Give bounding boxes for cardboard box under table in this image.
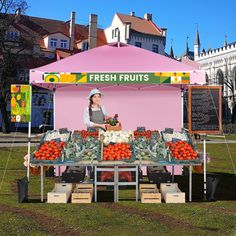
[139,184,161,203]
[47,183,73,203]
[160,183,185,203]
[71,184,93,203]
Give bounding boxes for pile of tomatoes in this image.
[103,143,132,161]
[134,130,152,139]
[34,141,66,161]
[80,130,99,139]
[166,141,198,160]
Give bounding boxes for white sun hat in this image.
[87,89,103,99]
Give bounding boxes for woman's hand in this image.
[100,124,107,130]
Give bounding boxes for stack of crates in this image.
[71,184,93,203]
[139,184,161,203]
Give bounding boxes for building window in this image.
[135,42,142,48]
[152,44,159,53]
[60,39,67,48]
[7,31,18,41]
[112,30,114,39]
[82,42,88,51]
[50,38,57,48]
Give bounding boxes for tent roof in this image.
[30,43,205,87]
[31,43,201,73]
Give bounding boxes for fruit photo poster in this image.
[11,84,31,123]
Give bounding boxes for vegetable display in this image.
[103,143,132,161]
[77,130,99,139]
[33,141,66,161]
[134,130,152,139]
[162,131,188,142]
[132,136,169,161]
[100,130,133,145]
[43,130,71,142]
[166,141,199,161]
[63,136,101,161]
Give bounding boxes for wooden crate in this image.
[139,184,157,194]
[139,184,161,203]
[106,124,122,131]
[47,183,73,203]
[160,183,185,203]
[71,184,93,204]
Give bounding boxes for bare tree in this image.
[0,0,30,133]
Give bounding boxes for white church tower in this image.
[194,29,200,60]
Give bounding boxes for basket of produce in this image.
[166,141,202,163]
[105,114,122,131]
[31,141,66,164]
[41,129,71,144]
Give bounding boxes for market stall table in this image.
[32,159,201,203]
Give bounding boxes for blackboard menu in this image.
[188,86,222,134]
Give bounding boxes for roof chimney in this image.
[89,14,97,49]
[144,13,152,21]
[130,11,135,16]
[125,22,131,41]
[69,11,76,51]
[15,8,21,23]
[161,28,167,37]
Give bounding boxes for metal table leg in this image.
[58,166,61,177]
[94,166,97,202]
[189,165,192,202]
[136,166,139,202]
[114,166,118,202]
[171,166,175,182]
[41,165,44,202]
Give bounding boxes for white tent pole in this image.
[53,86,56,129]
[203,135,207,200]
[181,86,184,129]
[27,85,32,181]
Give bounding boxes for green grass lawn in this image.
[0,146,235,236]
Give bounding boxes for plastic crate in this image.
[47,183,73,203]
[160,183,185,203]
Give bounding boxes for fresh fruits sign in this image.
[44,72,190,84]
[11,85,31,122]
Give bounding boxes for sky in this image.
[27,0,236,56]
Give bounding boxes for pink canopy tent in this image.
[29,43,206,175]
[30,43,205,131]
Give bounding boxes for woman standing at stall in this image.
[83,89,107,131]
[83,89,131,183]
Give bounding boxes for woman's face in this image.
[91,94,101,105]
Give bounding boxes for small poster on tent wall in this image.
[11,84,31,123]
[188,86,222,134]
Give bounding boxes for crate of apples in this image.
[166,141,198,161]
[34,141,66,161]
[103,143,132,161]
